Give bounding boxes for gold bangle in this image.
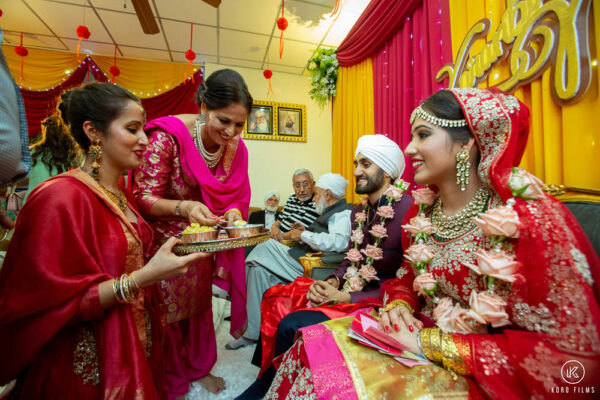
[130,271,141,292]
[122,274,133,303]
[442,333,469,375]
[382,299,414,314]
[174,200,183,218]
[113,278,125,303]
[420,329,433,361]
[429,328,443,363]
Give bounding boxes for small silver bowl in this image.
[223,224,264,238]
[181,229,219,243]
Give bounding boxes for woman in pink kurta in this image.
[131,69,253,398]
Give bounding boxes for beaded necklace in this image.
[194,118,224,168]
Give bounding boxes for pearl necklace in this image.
[431,187,490,239]
[194,118,224,168]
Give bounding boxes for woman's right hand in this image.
[182,200,218,226]
[378,305,423,333]
[137,237,208,286]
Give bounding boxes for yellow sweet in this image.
[233,220,248,227]
[182,223,216,234]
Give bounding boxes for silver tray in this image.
[174,229,270,253]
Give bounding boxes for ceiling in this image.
[0,0,370,75]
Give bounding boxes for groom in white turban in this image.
[227,173,353,350]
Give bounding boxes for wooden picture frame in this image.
[242,101,306,142]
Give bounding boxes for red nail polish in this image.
[394,324,400,332]
[409,325,414,332]
[385,326,391,333]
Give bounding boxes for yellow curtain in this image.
[3,45,199,98]
[331,59,375,204]
[448,0,600,201]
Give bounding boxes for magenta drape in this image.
[336,0,422,67]
[19,57,202,138]
[372,0,452,184]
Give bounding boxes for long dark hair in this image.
[29,115,81,174]
[421,90,472,144]
[195,69,253,113]
[58,82,141,151]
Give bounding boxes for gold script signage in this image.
[437,0,592,105]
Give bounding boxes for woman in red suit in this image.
[0,83,203,399]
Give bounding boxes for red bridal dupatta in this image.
[0,169,163,399]
[142,116,251,338]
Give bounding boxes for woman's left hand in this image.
[224,208,243,225]
[385,316,421,355]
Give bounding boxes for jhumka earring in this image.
[456,149,470,191]
[88,138,102,181]
[198,112,207,125]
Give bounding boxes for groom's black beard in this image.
[355,167,385,194]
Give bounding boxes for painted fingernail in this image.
[409,325,414,332]
[394,324,400,332]
[385,326,391,333]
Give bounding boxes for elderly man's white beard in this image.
[265,204,278,213]
[298,195,312,202]
[315,196,329,215]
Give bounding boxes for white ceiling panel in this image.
[162,19,217,55]
[269,40,316,68]
[219,0,280,35]
[0,1,53,36]
[1,0,370,74]
[26,0,112,43]
[96,9,164,49]
[156,0,217,25]
[219,57,263,70]
[219,30,270,62]
[120,46,172,62]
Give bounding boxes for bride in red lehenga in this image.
[267,88,600,399]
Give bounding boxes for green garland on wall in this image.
[307,48,338,109]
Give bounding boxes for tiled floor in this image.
[187,297,260,400]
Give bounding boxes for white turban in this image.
[354,134,405,179]
[315,173,349,198]
[264,190,280,203]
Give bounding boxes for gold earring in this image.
[456,149,470,191]
[88,138,102,181]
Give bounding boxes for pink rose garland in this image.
[340,179,409,293]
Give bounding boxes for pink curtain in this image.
[373,0,452,185]
[336,0,422,67]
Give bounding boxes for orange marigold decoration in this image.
[184,23,196,83]
[277,0,288,59]
[330,0,341,17]
[76,25,90,63]
[14,32,28,83]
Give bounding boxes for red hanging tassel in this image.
[184,23,196,82]
[76,25,90,63]
[264,69,273,95]
[277,0,288,59]
[110,44,120,83]
[14,32,28,83]
[330,0,341,17]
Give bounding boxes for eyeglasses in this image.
[294,182,311,189]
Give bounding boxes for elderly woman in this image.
[132,69,252,397]
[267,88,600,399]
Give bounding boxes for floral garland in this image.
[306,48,339,109]
[342,179,410,292]
[402,168,543,334]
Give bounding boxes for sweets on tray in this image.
[182,223,216,234]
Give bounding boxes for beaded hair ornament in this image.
[410,105,467,128]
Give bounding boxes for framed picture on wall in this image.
[278,107,302,136]
[247,104,274,135]
[242,101,307,142]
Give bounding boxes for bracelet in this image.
[130,271,141,291]
[420,328,433,361]
[113,279,126,303]
[442,333,469,375]
[174,200,183,217]
[429,328,443,363]
[382,299,414,314]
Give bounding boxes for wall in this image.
[205,63,333,208]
